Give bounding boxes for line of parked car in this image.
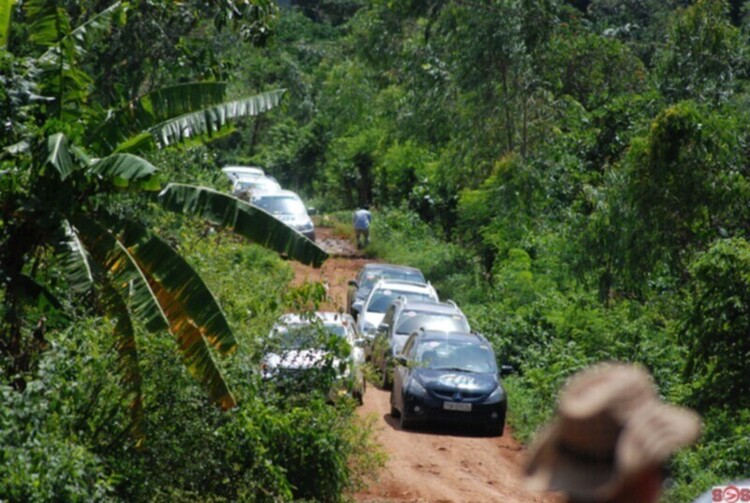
[256,262,512,436]
[222,165,316,241]
[347,263,513,436]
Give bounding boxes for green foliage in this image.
[538,23,648,111]
[681,238,750,410]
[624,101,750,283]
[656,0,747,103]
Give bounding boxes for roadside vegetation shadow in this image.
[383,413,490,438]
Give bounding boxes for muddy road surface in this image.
[291,228,560,503]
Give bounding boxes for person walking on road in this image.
[523,362,701,503]
[353,204,372,249]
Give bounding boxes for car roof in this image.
[222,166,265,179]
[416,330,486,344]
[361,263,423,275]
[372,278,433,293]
[396,300,462,315]
[252,189,302,201]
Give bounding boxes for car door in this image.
[392,334,417,410]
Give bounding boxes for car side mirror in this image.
[348,280,359,288]
[308,207,317,216]
[351,300,363,314]
[378,323,389,333]
[500,364,515,377]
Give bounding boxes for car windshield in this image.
[254,196,306,215]
[416,340,497,373]
[395,312,470,335]
[360,270,424,290]
[367,289,434,313]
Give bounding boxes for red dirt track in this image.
[291,228,560,503]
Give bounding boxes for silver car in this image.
[251,190,316,241]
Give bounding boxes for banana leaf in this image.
[45,133,75,180]
[0,0,15,48]
[26,0,71,48]
[158,183,328,267]
[89,153,161,190]
[115,218,237,409]
[92,82,229,153]
[71,215,169,333]
[59,219,95,294]
[37,1,124,64]
[151,89,286,148]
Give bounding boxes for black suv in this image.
[390,329,510,436]
[371,299,470,389]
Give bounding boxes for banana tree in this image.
[0,0,316,432]
[0,133,327,434]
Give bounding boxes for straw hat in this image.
[523,363,701,501]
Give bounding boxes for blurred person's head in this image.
[523,363,701,503]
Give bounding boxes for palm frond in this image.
[0,0,16,48]
[113,218,236,409]
[26,0,70,48]
[158,183,328,267]
[37,1,124,64]
[150,89,286,148]
[59,219,95,294]
[89,154,161,190]
[45,133,75,180]
[115,218,237,354]
[91,83,229,153]
[71,215,169,334]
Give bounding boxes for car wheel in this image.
[390,404,400,418]
[486,415,506,437]
[389,391,400,418]
[399,409,412,430]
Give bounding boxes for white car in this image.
[231,176,281,200]
[251,189,316,241]
[260,312,366,403]
[221,165,265,181]
[354,279,439,339]
[221,165,281,200]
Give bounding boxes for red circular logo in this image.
[724,485,741,503]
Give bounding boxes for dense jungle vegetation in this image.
[2,0,750,501]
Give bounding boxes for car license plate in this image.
[443,401,471,412]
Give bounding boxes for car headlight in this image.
[294,220,314,231]
[362,322,376,335]
[488,384,506,403]
[407,377,428,397]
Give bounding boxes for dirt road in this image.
[291,228,559,503]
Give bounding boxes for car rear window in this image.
[395,312,470,335]
[254,196,305,215]
[367,290,435,313]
